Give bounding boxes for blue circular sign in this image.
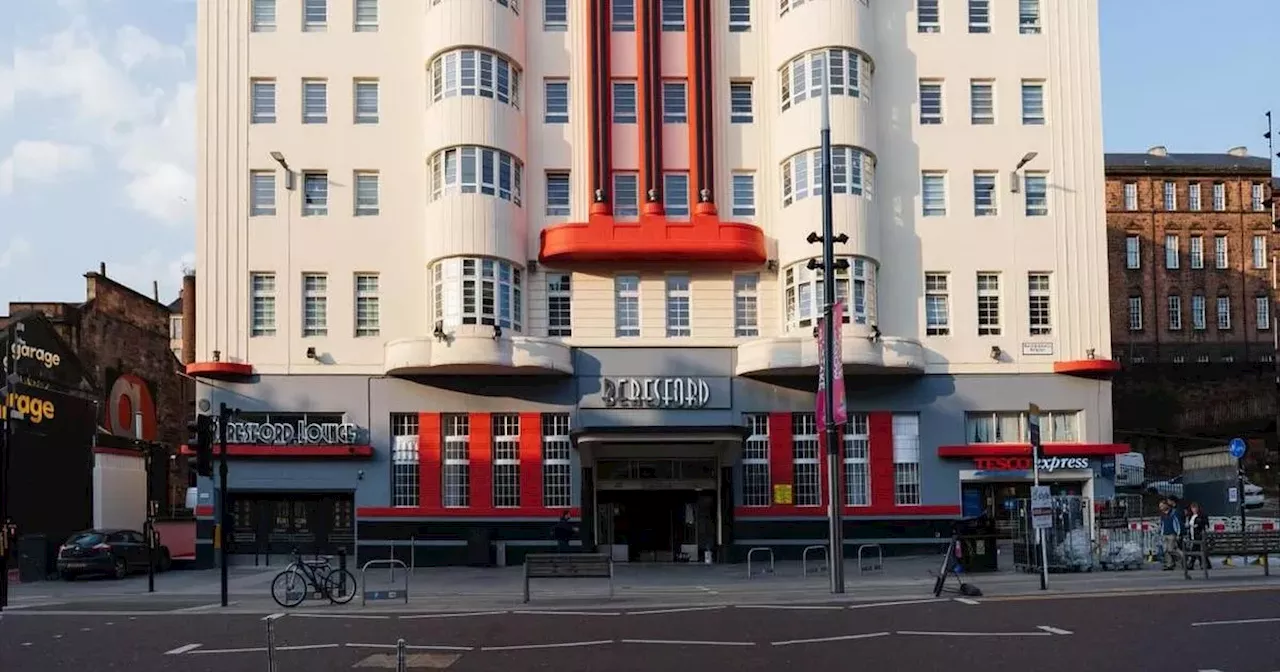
[1229,438,1246,459]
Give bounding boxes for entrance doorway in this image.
[597,489,716,562]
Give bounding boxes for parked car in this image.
[1145,476,1184,498]
[57,529,171,580]
[1243,480,1265,509]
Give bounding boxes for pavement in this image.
[2,587,1278,670]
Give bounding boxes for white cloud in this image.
[0,64,13,116]
[105,249,195,301]
[0,140,95,195]
[0,236,34,269]
[115,25,186,70]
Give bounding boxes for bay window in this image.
[432,257,524,332]
[783,256,877,331]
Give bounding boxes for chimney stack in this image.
[1227,146,1249,157]
[181,273,196,365]
[99,262,107,276]
[152,280,159,302]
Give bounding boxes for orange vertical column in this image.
[469,413,492,511]
[868,412,896,508]
[587,0,611,214]
[768,413,793,508]
[417,413,442,510]
[518,413,543,509]
[635,0,653,211]
[683,0,703,209]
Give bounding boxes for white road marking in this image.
[21,643,32,647]
[1191,617,1280,627]
[620,639,754,647]
[695,586,720,595]
[2,601,68,610]
[897,630,1053,637]
[173,603,223,613]
[164,643,203,655]
[848,599,945,610]
[190,643,340,655]
[1037,626,1073,635]
[289,613,390,620]
[626,606,724,615]
[398,610,509,620]
[772,632,892,646]
[104,622,113,626]
[52,635,62,639]
[261,613,286,622]
[954,598,981,605]
[511,610,621,617]
[345,643,473,652]
[481,640,614,652]
[738,604,844,611]
[79,627,91,632]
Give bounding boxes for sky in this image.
[0,0,1277,310]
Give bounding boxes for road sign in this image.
[1228,438,1246,460]
[1030,485,1053,530]
[1228,487,1239,503]
[1028,421,1041,449]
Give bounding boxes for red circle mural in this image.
[105,373,157,441]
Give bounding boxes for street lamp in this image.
[270,151,295,190]
[1011,152,1039,193]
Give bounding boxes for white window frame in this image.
[492,414,521,508]
[543,0,567,31]
[542,414,573,507]
[545,171,570,217]
[431,257,524,332]
[1214,234,1229,269]
[354,0,378,31]
[1252,183,1266,211]
[612,80,637,123]
[969,79,994,125]
[1024,171,1049,216]
[1027,272,1051,336]
[844,415,870,507]
[430,48,522,108]
[1217,296,1232,330]
[1213,182,1226,211]
[251,79,276,123]
[547,273,572,337]
[924,272,950,336]
[303,171,328,216]
[1190,235,1204,269]
[733,273,759,337]
[1123,182,1137,211]
[968,0,990,33]
[663,171,690,217]
[1257,296,1271,331]
[302,272,329,337]
[1164,234,1179,269]
[922,171,946,216]
[965,411,1079,443]
[730,81,753,123]
[1189,182,1201,211]
[782,146,868,207]
[612,0,635,31]
[973,171,997,216]
[660,0,684,31]
[784,257,876,330]
[731,172,755,218]
[1253,234,1267,269]
[742,414,771,507]
[1192,294,1206,331]
[1163,181,1177,211]
[728,0,751,32]
[613,172,639,216]
[303,0,327,31]
[919,80,943,124]
[780,48,863,111]
[917,0,940,32]
[302,78,328,123]
[428,146,524,206]
[354,78,379,123]
[662,80,687,124]
[1128,296,1143,332]
[544,79,569,123]
[1019,0,1041,34]
[977,272,1001,336]
[442,414,471,508]
[792,413,821,507]
[1168,295,1182,331]
[1125,235,1140,269]
[614,274,641,337]
[664,274,692,337]
[252,0,277,31]
[1020,80,1044,125]
[250,171,276,216]
[390,414,420,508]
[250,273,277,337]
[892,414,921,506]
[354,273,380,337]
[353,171,379,216]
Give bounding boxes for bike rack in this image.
[293,556,335,602]
[858,544,884,574]
[746,547,775,578]
[802,545,828,577]
[360,559,409,606]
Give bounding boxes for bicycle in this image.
[270,549,358,608]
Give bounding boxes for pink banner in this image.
[816,301,848,427]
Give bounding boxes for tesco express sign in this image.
[974,456,1091,472]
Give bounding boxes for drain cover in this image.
[353,653,461,669]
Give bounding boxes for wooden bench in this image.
[1184,531,1280,579]
[523,553,613,603]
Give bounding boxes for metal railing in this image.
[857,544,883,574]
[746,547,774,578]
[801,545,827,577]
[360,559,409,606]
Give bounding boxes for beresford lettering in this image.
[215,418,359,445]
[600,377,712,409]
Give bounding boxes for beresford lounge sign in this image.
[600,377,712,409]
[215,418,360,445]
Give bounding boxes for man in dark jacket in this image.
[552,511,576,553]
[1158,501,1182,570]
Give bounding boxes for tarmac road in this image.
[2,588,1277,671]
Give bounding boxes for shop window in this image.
[742,414,771,506]
[964,410,1080,443]
[542,414,573,507]
[844,415,870,507]
[783,256,877,332]
[492,414,520,508]
[792,413,821,507]
[442,414,470,507]
[893,414,921,506]
[431,257,523,332]
[390,413,419,508]
[429,48,521,108]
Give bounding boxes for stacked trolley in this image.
[1096,495,1146,570]
[1012,495,1096,573]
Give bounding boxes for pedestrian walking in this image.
[1158,500,1182,570]
[1184,502,1211,571]
[552,511,577,553]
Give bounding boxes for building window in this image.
[1212,182,1225,211]
[893,415,922,506]
[390,414,419,508]
[1021,80,1044,125]
[1127,296,1142,332]
[922,171,946,216]
[302,273,328,336]
[1168,295,1182,331]
[544,79,569,123]
[792,413,820,507]
[302,78,327,123]
[1188,182,1201,211]
[615,275,641,337]
[354,273,380,337]
[1192,294,1206,330]
[1257,296,1271,331]
[250,273,277,336]
[354,171,379,215]
[780,49,864,111]
[1019,0,1041,33]
[924,272,950,336]
[730,81,753,123]
[1163,181,1176,211]
[1214,234,1228,269]
[966,411,1078,443]
[662,80,687,123]
[784,257,877,331]
[844,415,870,507]
[302,172,328,215]
[491,414,520,508]
[782,146,870,206]
[1253,234,1267,269]
[354,79,379,123]
[734,273,759,337]
[252,0,276,31]
[428,146,524,205]
[353,0,377,30]
[612,80,637,123]
[170,315,183,341]
[251,79,276,123]
[917,0,940,32]
[1253,183,1266,211]
[1024,172,1048,216]
[728,0,751,30]
[731,172,755,218]
[1217,296,1231,330]
[303,0,327,30]
[969,80,993,124]
[545,172,571,216]
[1189,235,1203,269]
[976,272,1001,336]
[1125,235,1140,269]
[613,172,639,216]
[661,0,684,31]
[542,414,573,507]
[1164,234,1179,269]
[1027,272,1051,336]
[250,171,276,216]
[442,415,470,508]
[663,172,690,216]
[430,49,522,108]
[612,0,635,31]
[543,0,567,31]
[547,273,572,337]
[742,414,771,507]
[966,0,991,32]
[431,257,523,331]
[919,80,942,124]
[973,171,997,216]
[665,274,691,337]
[1123,182,1137,211]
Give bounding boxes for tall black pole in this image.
[145,443,156,594]
[218,402,230,607]
[819,68,845,594]
[0,320,15,611]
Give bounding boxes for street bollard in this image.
[266,616,278,672]
[389,541,396,583]
[396,638,407,672]
[337,548,348,599]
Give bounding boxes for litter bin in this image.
[953,516,1000,573]
[466,528,492,567]
[18,534,49,583]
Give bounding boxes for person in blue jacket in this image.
[1158,500,1182,570]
